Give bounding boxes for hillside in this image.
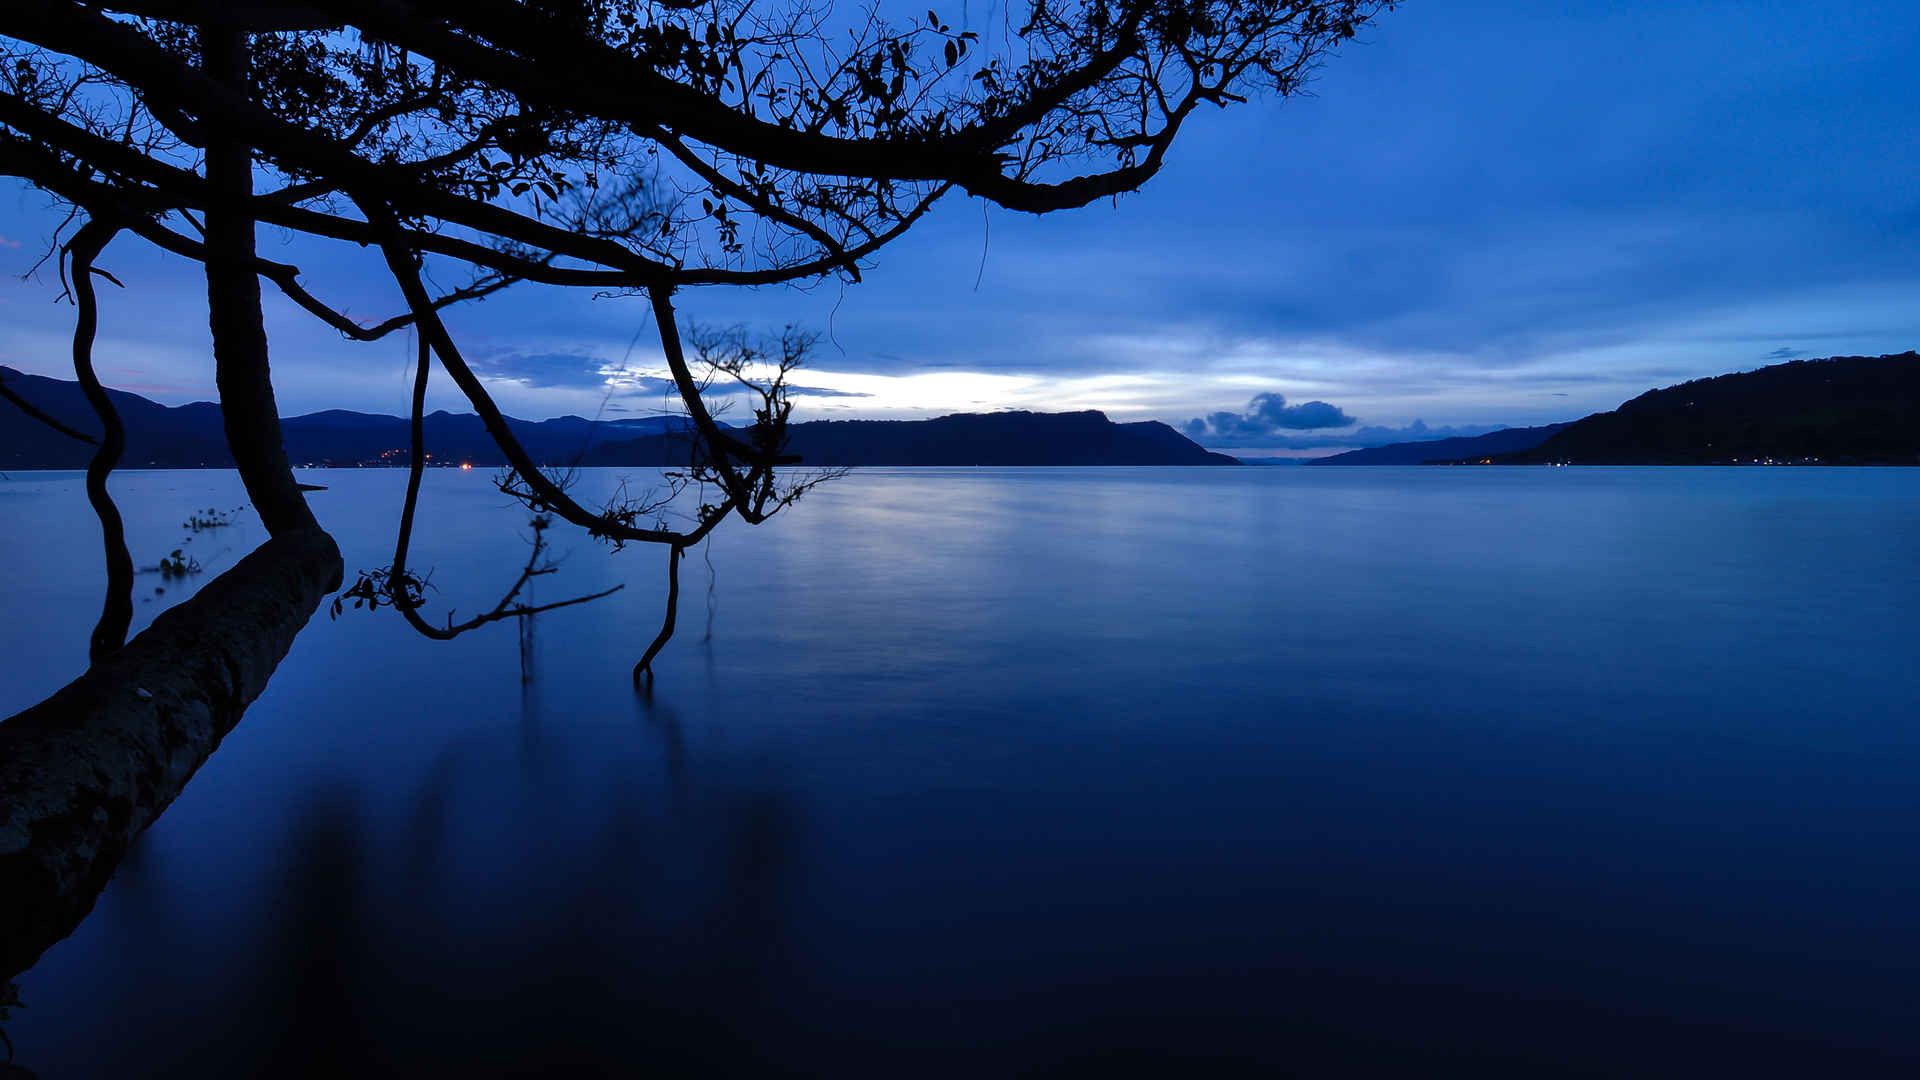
[1308,423,1570,465]
[2,368,1235,469]
[1488,352,1920,465]
[584,410,1238,467]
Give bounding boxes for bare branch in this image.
[64,218,133,662]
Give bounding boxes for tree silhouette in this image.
[0,0,1393,983]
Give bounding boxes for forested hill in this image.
[583,411,1241,467]
[1,367,1236,468]
[1486,351,1920,465]
[1308,423,1569,465]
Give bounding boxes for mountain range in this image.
[582,410,1238,467]
[10,351,1915,471]
[0,366,1236,469]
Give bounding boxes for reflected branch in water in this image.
[252,761,799,1074]
[406,748,463,889]
[517,608,535,684]
[255,784,376,1078]
[634,682,691,814]
[703,534,717,643]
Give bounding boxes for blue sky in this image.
[3,1,1917,456]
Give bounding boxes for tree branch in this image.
[65,218,133,663]
[359,331,624,641]
[361,195,734,548]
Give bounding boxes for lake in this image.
[4,465,1920,1076]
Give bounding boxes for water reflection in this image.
[47,704,804,1078]
[638,687,692,815]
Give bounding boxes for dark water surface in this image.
[4,466,1919,1076]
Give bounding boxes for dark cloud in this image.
[1343,421,1507,446]
[1762,347,1808,360]
[1183,392,1357,443]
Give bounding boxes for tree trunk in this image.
[201,22,316,536]
[0,20,346,989]
[0,528,342,981]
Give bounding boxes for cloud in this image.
[0,234,20,249]
[1343,421,1508,445]
[1195,419,1512,451]
[469,351,646,390]
[780,384,871,398]
[465,350,870,403]
[1762,347,1807,360]
[1183,392,1357,443]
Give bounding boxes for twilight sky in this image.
[2,1,1917,456]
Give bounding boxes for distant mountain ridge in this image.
[0,365,699,469]
[1484,351,1920,465]
[0,367,1235,468]
[582,410,1238,467]
[1307,423,1570,465]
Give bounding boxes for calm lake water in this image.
[4,466,1920,1076]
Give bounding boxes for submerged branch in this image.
[632,544,682,686]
